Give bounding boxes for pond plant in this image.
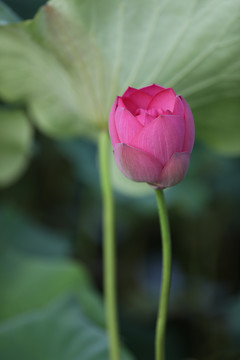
[0,0,240,359]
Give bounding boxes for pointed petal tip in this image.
[122,86,137,98]
[147,88,177,112]
[140,84,165,96]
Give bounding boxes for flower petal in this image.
[122,86,137,97]
[180,96,195,153]
[136,113,154,126]
[147,88,176,112]
[128,90,152,110]
[155,152,190,188]
[109,97,120,145]
[173,96,184,116]
[120,97,137,114]
[113,143,163,183]
[141,84,165,96]
[130,114,185,166]
[115,106,143,143]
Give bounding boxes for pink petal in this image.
[120,97,137,114]
[109,97,120,146]
[180,96,195,153]
[147,88,176,112]
[155,152,190,189]
[136,113,154,126]
[141,84,165,96]
[130,114,185,166]
[114,143,163,183]
[173,96,184,116]
[128,90,152,110]
[115,107,143,143]
[122,86,137,97]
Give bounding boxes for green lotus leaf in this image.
[0,246,134,359]
[0,108,32,186]
[0,295,133,360]
[0,0,239,151]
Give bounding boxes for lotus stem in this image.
[98,130,120,360]
[155,189,172,360]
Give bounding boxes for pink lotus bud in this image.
[109,84,195,189]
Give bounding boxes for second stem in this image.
[155,189,172,360]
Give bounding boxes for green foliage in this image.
[0,0,239,151]
[195,98,240,155]
[0,295,132,360]
[0,296,108,360]
[0,206,134,360]
[0,3,33,187]
[0,206,71,257]
[0,108,32,186]
[0,254,103,324]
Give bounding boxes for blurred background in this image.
[0,1,240,360]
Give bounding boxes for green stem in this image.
[98,130,120,360]
[155,189,172,360]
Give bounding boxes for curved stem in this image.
[98,130,120,360]
[155,189,172,360]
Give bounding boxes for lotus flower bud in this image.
[109,84,195,189]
